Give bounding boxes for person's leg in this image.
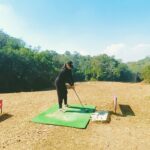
[55,81,64,110]
[58,96,63,109]
[62,87,68,107]
[64,94,67,106]
[56,89,63,109]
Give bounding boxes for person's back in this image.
[55,67,73,86]
[55,61,74,111]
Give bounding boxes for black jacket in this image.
[55,67,74,88]
[55,67,74,98]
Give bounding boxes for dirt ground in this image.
[0,81,150,150]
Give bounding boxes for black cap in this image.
[67,61,73,68]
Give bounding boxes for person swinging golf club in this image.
[55,61,74,111]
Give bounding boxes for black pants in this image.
[55,81,67,109]
[57,91,67,109]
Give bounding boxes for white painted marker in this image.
[113,96,117,113]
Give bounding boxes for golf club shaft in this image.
[73,89,85,108]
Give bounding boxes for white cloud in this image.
[102,43,150,62]
[103,43,125,56]
[0,3,27,38]
[0,3,45,48]
[0,3,68,51]
[133,43,150,49]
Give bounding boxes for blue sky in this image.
[0,0,150,62]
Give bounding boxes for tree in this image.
[142,65,150,83]
[1,30,147,92]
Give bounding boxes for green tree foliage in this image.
[1,30,148,92]
[142,65,150,83]
[86,54,132,81]
[127,57,150,82]
[0,31,59,92]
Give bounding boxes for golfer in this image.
[55,61,74,111]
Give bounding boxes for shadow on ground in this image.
[109,104,135,118]
[110,111,124,117]
[119,104,135,116]
[0,113,13,122]
[65,106,95,114]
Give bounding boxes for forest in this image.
[0,31,150,92]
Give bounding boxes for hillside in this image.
[127,57,150,73]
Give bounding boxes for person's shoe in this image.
[58,108,64,112]
[64,104,69,109]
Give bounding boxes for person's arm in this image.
[67,70,74,86]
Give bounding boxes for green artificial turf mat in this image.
[32,104,95,129]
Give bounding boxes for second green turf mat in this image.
[32,104,95,129]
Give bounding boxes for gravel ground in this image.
[0,82,150,150]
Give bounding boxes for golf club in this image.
[73,88,90,112]
[73,89,85,107]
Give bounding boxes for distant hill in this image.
[127,57,150,73]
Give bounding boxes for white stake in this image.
[113,96,117,113]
